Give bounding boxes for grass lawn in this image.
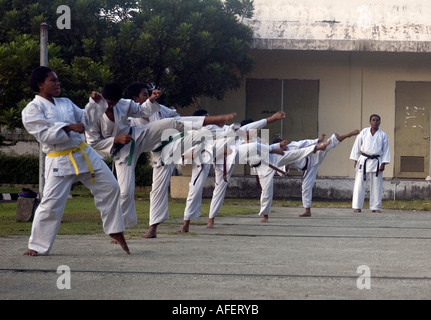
[1,185,431,237]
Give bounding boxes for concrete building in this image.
[172,0,431,201]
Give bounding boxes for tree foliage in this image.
[102,0,255,106]
[0,0,255,138]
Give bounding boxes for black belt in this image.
[250,161,261,168]
[301,157,309,177]
[361,152,380,181]
[251,161,287,176]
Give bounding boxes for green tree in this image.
[103,0,255,107]
[0,0,114,144]
[0,0,254,136]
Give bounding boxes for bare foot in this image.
[204,113,236,127]
[206,218,215,229]
[178,220,190,233]
[314,140,331,152]
[143,225,158,238]
[261,215,269,223]
[299,212,311,217]
[23,249,38,256]
[109,232,130,254]
[350,129,360,137]
[372,210,382,213]
[337,129,360,142]
[318,133,327,143]
[299,208,311,217]
[353,209,361,213]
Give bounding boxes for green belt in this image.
[111,127,135,166]
[127,136,135,166]
[152,132,185,153]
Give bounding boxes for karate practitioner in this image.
[350,114,390,213]
[125,82,179,238]
[22,66,129,256]
[86,82,236,229]
[179,111,289,232]
[284,130,360,218]
[205,113,287,229]
[251,138,289,223]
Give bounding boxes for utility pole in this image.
[39,22,49,198]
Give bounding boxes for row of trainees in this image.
[21,66,390,256]
[22,66,238,256]
[127,90,390,237]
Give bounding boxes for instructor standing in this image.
[350,114,390,213]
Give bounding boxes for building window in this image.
[245,78,319,142]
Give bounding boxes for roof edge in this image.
[252,38,431,53]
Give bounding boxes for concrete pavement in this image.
[1,206,431,304]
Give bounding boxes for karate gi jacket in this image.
[22,95,107,178]
[85,98,160,164]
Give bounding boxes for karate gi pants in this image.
[28,162,124,255]
[301,134,340,208]
[352,169,383,211]
[149,161,176,226]
[116,117,204,227]
[209,163,236,219]
[257,170,276,216]
[211,142,318,219]
[184,163,212,221]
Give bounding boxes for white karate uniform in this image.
[250,142,286,217]
[22,95,124,254]
[208,119,273,219]
[183,118,307,221]
[350,127,390,211]
[182,123,228,221]
[130,105,181,227]
[86,98,205,227]
[239,143,315,215]
[287,134,340,208]
[182,119,268,221]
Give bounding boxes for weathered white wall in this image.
[178,1,431,199]
[245,0,431,51]
[0,141,39,155]
[202,50,431,179]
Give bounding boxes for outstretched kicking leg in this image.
[299,129,359,218]
[336,129,360,143]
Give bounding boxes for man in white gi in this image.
[251,138,289,223]
[350,114,390,213]
[179,111,314,232]
[241,138,333,214]
[125,82,180,238]
[22,66,129,256]
[205,113,289,229]
[86,82,236,229]
[284,129,360,218]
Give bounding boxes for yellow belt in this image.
[46,141,95,183]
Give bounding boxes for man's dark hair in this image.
[193,109,209,117]
[29,66,53,92]
[272,138,282,144]
[125,82,149,100]
[102,82,123,102]
[369,114,381,121]
[240,119,253,127]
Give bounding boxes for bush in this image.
[0,151,153,186]
[0,152,39,184]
